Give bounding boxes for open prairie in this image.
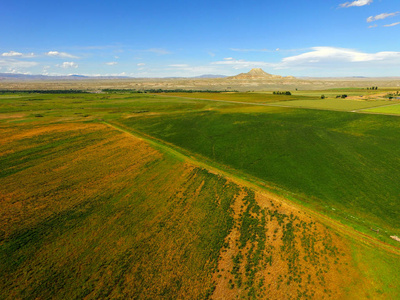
[1,90,400,299]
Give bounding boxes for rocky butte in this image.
[229,68,295,80]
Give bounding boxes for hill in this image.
[229,68,295,80]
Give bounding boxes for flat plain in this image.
[1,89,399,299]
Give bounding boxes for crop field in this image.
[1,91,400,299]
[268,99,393,111]
[122,103,400,236]
[165,92,319,103]
[362,103,400,115]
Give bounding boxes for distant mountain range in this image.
[0,73,228,80]
[0,73,131,80]
[4,70,397,81]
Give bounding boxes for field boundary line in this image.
[154,93,400,115]
[351,102,400,112]
[101,119,400,255]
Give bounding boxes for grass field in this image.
[268,99,393,111]
[362,103,400,115]
[1,91,400,299]
[165,92,319,103]
[121,106,400,238]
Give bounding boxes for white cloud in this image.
[368,24,378,28]
[164,65,222,76]
[46,51,78,58]
[340,0,373,8]
[57,62,78,68]
[1,51,35,58]
[0,59,38,68]
[137,63,146,66]
[384,22,400,27]
[280,47,400,65]
[224,57,233,60]
[2,51,23,57]
[209,46,400,76]
[212,59,273,69]
[367,12,399,23]
[169,64,189,68]
[105,62,118,65]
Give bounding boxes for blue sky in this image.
[1,0,400,77]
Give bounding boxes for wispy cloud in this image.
[56,62,78,68]
[212,47,400,74]
[0,59,38,74]
[46,51,78,59]
[340,0,373,8]
[231,48,306,53]
[2,51,23,57]
[367,12,399,23]
[1,51,35,58]
[105,62,118,66]
[164,64,222,76]
[368,24,378,28]
[169,64,189,68]
[278,47,400,69]
[383,22,400,27]
[0,59,38,68]
[212,58,273,70]
[137,63,146,66]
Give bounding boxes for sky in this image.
[1,0,400,77]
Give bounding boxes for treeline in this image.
[272,91,292,95]
[102,88,238,93]
[0,89,89,94]
[367,87,378,90]
[386,91,399,99]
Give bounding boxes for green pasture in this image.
[288,87,399,97]
[165,91,319,103]
[120,104,400,240]
[268,98,393,111]
[363,103,400,115]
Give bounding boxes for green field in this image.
[165,92,319,103]
[269,99,393,111]
[363,103,400,115]
[1,91,400,299]
[120,104,400,236]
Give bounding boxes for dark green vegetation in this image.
[121,103,400,240]
[1,90,400,299]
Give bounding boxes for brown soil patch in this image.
[0,113,26,120]
[212,188,357,300]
